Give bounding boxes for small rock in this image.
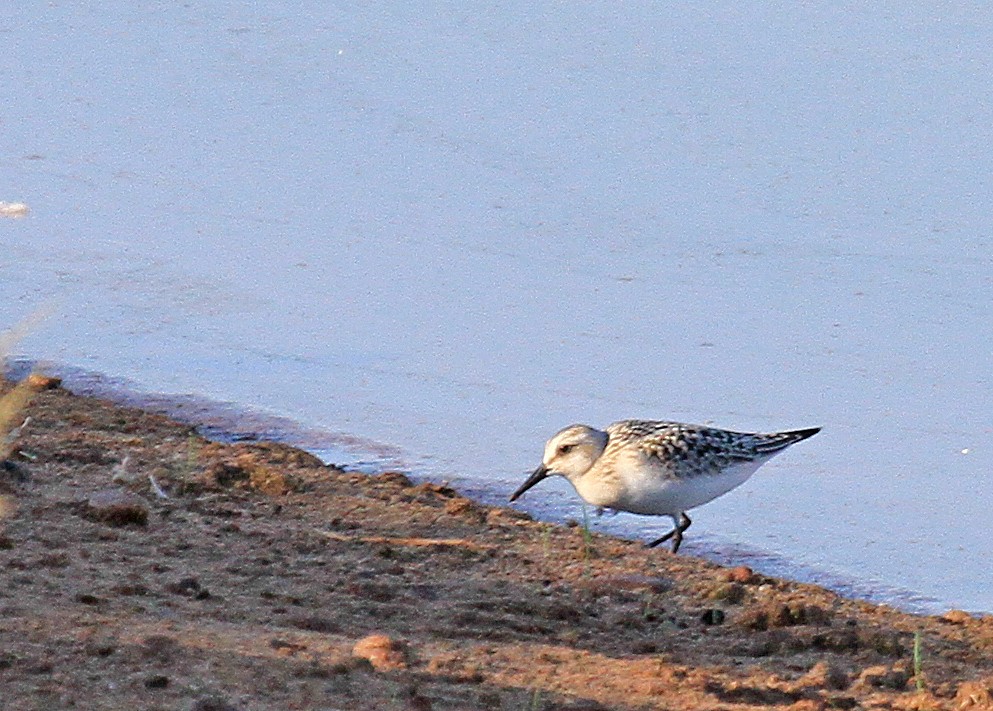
[376,471,414,488]
[25,373,61,390]
[943,609,974,624]
[956,678,993,709]
[725,566,757,584]
[85,488,149,527]
[352,634,409,671]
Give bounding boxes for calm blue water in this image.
[3,3,993,613]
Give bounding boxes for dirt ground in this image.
[2,380,993,710]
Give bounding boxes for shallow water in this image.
[3,3,993,612]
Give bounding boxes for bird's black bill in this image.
[509,464,550,502]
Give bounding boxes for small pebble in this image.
[376,471,413,488]
[26,373,61,390]
[352,634,409,671]
[725,566,756,584]
[943,609,973,624]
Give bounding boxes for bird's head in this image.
[509,424,608,501]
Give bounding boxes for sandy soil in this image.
[2,380,993,710]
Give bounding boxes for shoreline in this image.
[2,379,993,709]
[5,359,953,616]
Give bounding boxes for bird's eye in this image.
[557,444,575,455]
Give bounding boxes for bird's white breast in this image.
[610,456,768,516]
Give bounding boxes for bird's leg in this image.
[671,512,691,553]
[647,512,692,553]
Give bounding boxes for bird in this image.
[510,419,820,553]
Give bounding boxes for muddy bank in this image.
[2,380,993,710]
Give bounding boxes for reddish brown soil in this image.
[2,382,993,710]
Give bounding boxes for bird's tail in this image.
[753,426,821,454]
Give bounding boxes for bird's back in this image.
[604,420,819,481]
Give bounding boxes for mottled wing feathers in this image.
[605,420,818,480]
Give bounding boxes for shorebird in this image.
[510,420,820,552]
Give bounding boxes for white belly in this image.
[612,459,764,516]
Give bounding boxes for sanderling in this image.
[510,420,820,552]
